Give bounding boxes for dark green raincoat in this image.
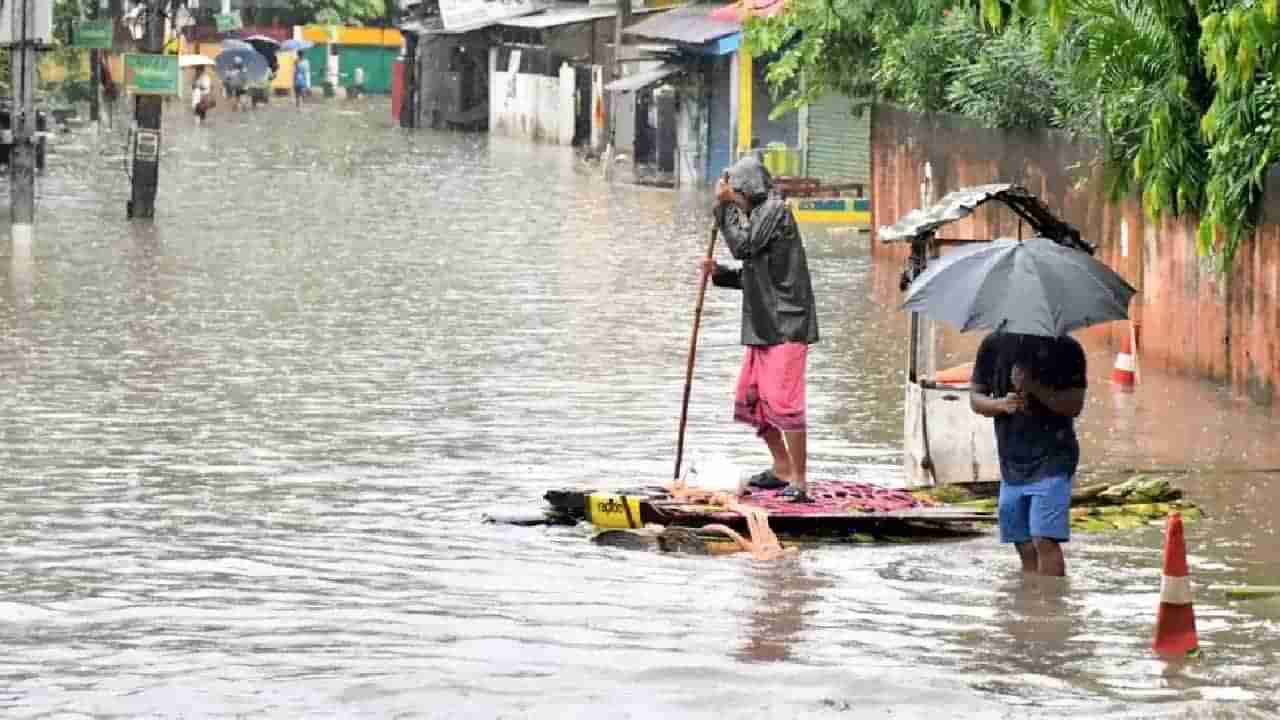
[711,157,820,347]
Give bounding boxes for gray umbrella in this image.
[902,237,1137,337]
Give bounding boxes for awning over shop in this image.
[603,64,682,92]
[625,4,741,45]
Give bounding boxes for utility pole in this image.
[106,0,125,126]
[88,0,101,123]
[127,0,165,219]
[10,0,39,245]
[611,0,631,89]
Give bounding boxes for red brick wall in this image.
[869,105,1279,405]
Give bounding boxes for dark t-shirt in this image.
[972,332,1087,484]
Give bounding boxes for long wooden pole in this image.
[674,225,719,481]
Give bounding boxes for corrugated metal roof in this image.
[397,17,491,35]
[499,5,619,28]
[498,3,668,29]
[878,183,1090,254]
[603,63,681,92]
[879,184,1022,243]
[625,4,741,45]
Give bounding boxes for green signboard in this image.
[124,54,180,96]
[73,19,113,49]
[215,12,243,32]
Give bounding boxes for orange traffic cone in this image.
[1111,323,1138,389]
[1153,512,1199,658]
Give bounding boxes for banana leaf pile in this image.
[914,474,1202,534]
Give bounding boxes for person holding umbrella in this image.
[225,55,248,111]
[970,332,1086,577]
[293,52,311,107]
[700,156,820,503]
[280,38,314,108]
[900,234,1136,577]
[191,65,214,124]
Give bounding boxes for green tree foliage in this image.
[290,0,387,26]
[743,0,955,114]
[744,2,1077,127]
[993,0,1280,270]
[1196,2,1280,268]
[940,12,1071,129]
[751,0,1280,270]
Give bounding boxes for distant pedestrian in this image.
[351,66,365,99]
[191,66,214,124]
[100,54,119,121]
[293,53,310,108]
[225,56,247,111]
[969,332,1087,577]
[700,156,820,502]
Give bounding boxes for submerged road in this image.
[1,99,1279,717]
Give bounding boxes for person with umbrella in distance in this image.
[191,65,214,124]
[279,39,313,108]
[700,156,820,503]
[225,55,248,111]
[293,52,311,107]
[902,235,1136,577]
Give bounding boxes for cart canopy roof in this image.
[878,183,1091,253]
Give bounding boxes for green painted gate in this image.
[299,45,396,93]
[338,45,395,93]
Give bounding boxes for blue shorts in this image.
[998,474,1072,544]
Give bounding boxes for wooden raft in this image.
[545,479,993,541]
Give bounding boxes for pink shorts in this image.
[733,342,808,435]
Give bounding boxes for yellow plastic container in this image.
[763,143,800,177]
[586,493,644,529]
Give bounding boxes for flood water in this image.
[2,99,1279,718]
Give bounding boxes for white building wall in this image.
[489,47,576,145]
[558,63,576,145]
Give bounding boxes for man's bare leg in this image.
[783,431,807,493]
[1015,541,1039,574]
[1033,537,1066,577]
[760,427,793,481]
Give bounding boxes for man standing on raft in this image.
[700,157,820,502]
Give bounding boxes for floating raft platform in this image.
[544,479,994,541]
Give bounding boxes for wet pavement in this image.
[1,99,1279,718]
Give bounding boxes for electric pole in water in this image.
[88,0,101,123]
[127,0,166,219]
[10,0,39,244]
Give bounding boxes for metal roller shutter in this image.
[805,93,870,185]
[707,56,733,181]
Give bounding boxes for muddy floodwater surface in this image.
[1,101,1279,718]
